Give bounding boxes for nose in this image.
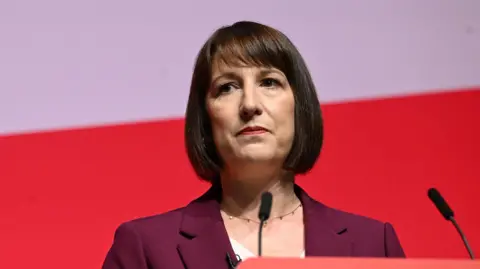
[239,85,262,121]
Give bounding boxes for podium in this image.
[237,257,480,269]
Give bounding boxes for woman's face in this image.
[206,61,295,168]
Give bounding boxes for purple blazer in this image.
[102,185,405,269]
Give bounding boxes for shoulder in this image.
[299,185,396,237]
[102,208,188,269]
[318,203,406,257]
[298,184,405,256]
[109,186,221,248]
[323,204,388,233]
[114,207,186,241]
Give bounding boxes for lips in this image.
[237,126,268,135]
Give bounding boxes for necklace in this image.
[223,203,302,227]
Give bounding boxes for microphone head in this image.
[258,192,273,221]
[428,188,454,220]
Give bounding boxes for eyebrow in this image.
[211,72,239,86]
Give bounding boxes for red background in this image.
[0,89,479,269]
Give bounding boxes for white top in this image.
[229,237,305,261]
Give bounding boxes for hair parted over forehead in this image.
[185,21,324,182]
[206,22,292,72]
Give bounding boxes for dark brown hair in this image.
[184,21,323,182]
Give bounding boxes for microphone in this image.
[427,187,475,259]
[226,253,242,269]
[258,191,273,257]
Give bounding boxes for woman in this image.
[102,21,405,269]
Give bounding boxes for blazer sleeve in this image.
[102,222,149,269]
[384,222,406,257]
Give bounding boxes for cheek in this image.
[271,96,295,142]
[284,107,296,139]
[279,96,295,128]
[207,104,235,139]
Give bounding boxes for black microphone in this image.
[427,187,475,259]
[226,253,242,269]
[258,191,273,257]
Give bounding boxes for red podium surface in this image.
[237,257,480,269]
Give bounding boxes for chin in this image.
[242,154,275,162]
[237,148,276,162]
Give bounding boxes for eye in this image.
[260,78,281,88]
[216,82,236,95]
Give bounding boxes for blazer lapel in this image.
[296,185,354,257]
[177,186,237,269]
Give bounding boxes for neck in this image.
[219,167,298,221]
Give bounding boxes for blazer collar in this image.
[177,184,235,269]
[177,184,352,269]
[296,185,353,256]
